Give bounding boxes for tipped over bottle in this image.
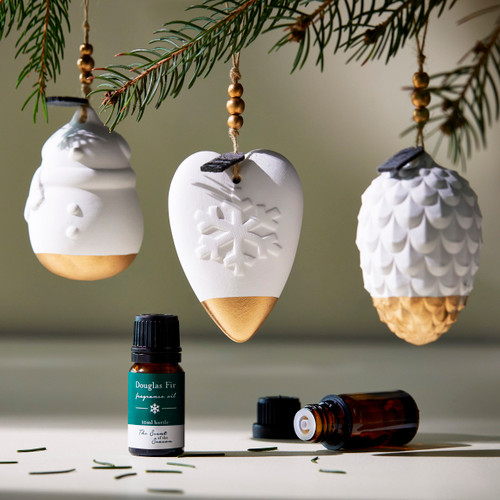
[294,390,419,450]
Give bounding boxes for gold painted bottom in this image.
[36,253,137,281]
[201,296,278,343]
[372,296,467,345]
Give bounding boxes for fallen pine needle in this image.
[319,469,346,474]
[166,462,195,468]
[146,469,182,474]
[29,468,76,475]
[147,488,184,495]
[114,472,137,480]
[93,459,114,466]
[92,466,132,470]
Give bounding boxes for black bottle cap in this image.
[252,396,301,439]
[131,314,181,363]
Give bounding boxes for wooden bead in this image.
[411,89,431,107]
[77,55,94,73]
[80,43,93,55]
[227,115,243,130]
[228,83,243,98]
[80,73,93,85]
[413,71,430,89]
[413,107,430,124]
[226,98,245,115]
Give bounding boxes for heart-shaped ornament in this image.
[168,149,303,342]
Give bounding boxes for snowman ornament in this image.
[169,150,303,342]
[356,147,482,345]
[25,103,143,280]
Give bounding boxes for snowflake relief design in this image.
[150,403,160,414]
[195,193,281,276]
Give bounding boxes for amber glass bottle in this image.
[294,390,419,450]
[128,314,184,457]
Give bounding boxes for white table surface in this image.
[0,336,499,499]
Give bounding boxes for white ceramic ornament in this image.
[356,148,482,345]
[169,149,303,342]
[24,105,144,280]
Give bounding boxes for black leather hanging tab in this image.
[200,152,246,172]
[377,146,424,173]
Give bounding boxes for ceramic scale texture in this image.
[356,151,482,345]
[168,149,303,342]
[24,106,143,280]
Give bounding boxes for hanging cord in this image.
[83,0,90,45]
[415,20,428,74]
[412,19,431,149]
[227,52,244,183]
[78,0,94,121]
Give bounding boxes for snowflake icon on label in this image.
[150,403,160,414]
[195,193,281,276]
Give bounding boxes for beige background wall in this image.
[0,0,499,341]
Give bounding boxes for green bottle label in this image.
[128,372,184,449]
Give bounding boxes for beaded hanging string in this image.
[227,52,245,183]
[77,0,94,122]
[412,20,431,148]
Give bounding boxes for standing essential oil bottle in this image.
[128,314,184,456]
[294,390,419,450]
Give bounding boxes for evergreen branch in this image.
[95,0,307,129]
[2,0,71,121]
[0,0,24,39]
[405,15,500,165]
[269,0,350,71]
[345,0,457,64]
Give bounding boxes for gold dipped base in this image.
[201,296,278,343]
[372,296,468,345]
[36,253,137,281]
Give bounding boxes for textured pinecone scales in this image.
[372,296,467,345]
[356,149,482,344]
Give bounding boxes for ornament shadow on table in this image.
[24,2,144,281]
[168,54,303,342]
[355,24,482,345]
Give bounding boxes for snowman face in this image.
[41,106,131,171]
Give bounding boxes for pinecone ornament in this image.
[356,148,482,345]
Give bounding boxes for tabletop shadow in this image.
[375,449,500,458]
[373,431,500,458]
[181,449,337,458]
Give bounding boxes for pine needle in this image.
[166,462,196,468]
[145,469,183,474]
[29,468,76,475]
[114,472,138,480]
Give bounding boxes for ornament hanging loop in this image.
[412,19,430,149]
[227,52,244,183]
[77,0,94,122]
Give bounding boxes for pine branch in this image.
[0,0,23,39]
[2,0,500,168]
[403,11,500,166]
[96,0,461,129]
[94,0,308,129]
[345,0,457,64]
[270,0,352,71]
[2,0,71,121]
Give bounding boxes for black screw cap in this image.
[252,395,301,440]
